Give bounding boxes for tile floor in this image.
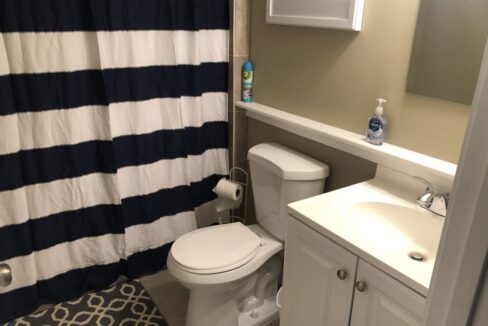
[140,270,189,326]
[7,280,167,326]
[140,270,279,326]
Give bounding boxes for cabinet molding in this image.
[266,0,365,31]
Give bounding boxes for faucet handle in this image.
[413,176,436,208]
[412,176,434,191]
[429,193,449,217]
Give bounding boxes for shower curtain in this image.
[0,0,229,322]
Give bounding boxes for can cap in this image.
[242,60,254,71]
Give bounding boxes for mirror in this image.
[407,0,488,105]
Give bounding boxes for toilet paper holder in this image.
[225,166,249,225]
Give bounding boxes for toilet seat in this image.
[170,222,264,274]
[167,224,283,289]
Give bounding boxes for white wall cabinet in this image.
[266,0,365,31]
[281,217,426,326]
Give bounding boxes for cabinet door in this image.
[267,0,365,31]
[281,217,358,326]
[350,260,426,326]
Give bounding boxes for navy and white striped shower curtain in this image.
[0,0,229,322]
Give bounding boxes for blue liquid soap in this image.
[366,98,388,145]
[242,60,254,103]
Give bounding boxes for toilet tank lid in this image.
[247,143,330,181]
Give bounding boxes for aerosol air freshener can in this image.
[242,60,254,103]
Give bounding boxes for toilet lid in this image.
[171,222,263,274]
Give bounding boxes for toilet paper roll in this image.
[213,178,243,200]
[213,178,243,212]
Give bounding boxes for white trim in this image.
[237,101,456,190]
[472,269,488,326]
[423,41,488,326]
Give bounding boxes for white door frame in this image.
[424,41,488,325]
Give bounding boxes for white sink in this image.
[346,202,442,262]
[287,173,445,296]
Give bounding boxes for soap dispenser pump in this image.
[366,98,388,145]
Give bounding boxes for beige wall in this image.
[246,119,377,224]
[249,0,471,163]
[248,120,377,192]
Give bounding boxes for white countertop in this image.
[287,177,445,296]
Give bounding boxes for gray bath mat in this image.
[5,280,169,326]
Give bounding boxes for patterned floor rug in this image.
[5,280,170,326]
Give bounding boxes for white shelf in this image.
[237,101,457,190]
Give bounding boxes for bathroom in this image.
[0,0,487,325]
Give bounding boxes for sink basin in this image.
[346,202,443,262]
[287,175,446,295]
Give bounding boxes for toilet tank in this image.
[247,143,329,241]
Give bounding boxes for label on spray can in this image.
[242,61,254,103]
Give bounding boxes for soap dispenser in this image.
[366,98,388,145]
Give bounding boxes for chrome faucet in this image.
[413,177,449,217]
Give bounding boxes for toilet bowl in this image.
[168,224,283,326]
[167,143,329,326]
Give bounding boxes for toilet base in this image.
[238,297,279,326]
[184,256,282,326]
[186,291,279,326]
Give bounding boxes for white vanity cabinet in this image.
[350,260,426,326]
[281,217,426,326]
[281,217,358,326]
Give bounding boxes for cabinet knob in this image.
[355,281,367,293]
[0,263,12,287]
[336,269,348,280]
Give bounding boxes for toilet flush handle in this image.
[0,263,12,287]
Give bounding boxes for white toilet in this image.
[167,143,329,326]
